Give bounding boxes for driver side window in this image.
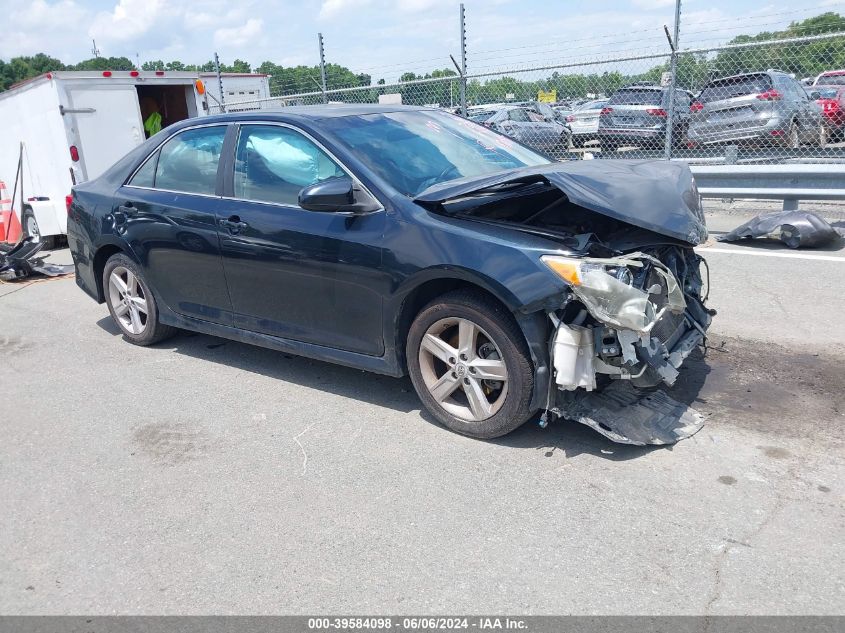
[234,124,346,206]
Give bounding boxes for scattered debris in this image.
[0,238,74,281]
[717,211,845,249]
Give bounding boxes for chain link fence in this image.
[208,28,845,165]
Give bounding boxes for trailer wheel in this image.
[22,209,42,245]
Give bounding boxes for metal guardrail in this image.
[689,164,845,211]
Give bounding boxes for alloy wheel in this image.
[418,317,509,422]
[108,266,149,335]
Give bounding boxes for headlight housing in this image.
[541,253,685,333]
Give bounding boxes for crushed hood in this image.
[414,159,708,245]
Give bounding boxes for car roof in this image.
[177,104,432,128]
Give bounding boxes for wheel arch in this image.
[92,241,132,303]
[390,268,542,376]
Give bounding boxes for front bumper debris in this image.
[556,381,704,445]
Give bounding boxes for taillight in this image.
[646,108,668,117]
[66,195,73,215]
[600,107,613,115]
[69,145,79,161]
[102,70,112,77]
[821,100,840,113]
[565,114,575,122]
[155,70,165,76]
[690,101,704,112]
[756,89,782,101]
[130,70,139,77]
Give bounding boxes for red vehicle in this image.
[811,85,845,138]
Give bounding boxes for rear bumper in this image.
[598,129,665,145]
[688,116,787,145]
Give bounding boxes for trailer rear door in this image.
[66,86,143,180]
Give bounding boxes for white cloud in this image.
[319,0,373,20]
[213,18,264,47]
[631,0,676,9]
[89,0,166,43]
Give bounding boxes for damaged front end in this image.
[415,159,715,445]
[542,246,713,445]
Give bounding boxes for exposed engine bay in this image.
[417,161,715,445]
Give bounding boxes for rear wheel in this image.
[786,121,800,149]
[22,210,41,245]
[818,123,829,148]
[406,289,536,439]
[103,253,175,345]
[600,141,618,156]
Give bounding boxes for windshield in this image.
[578,99,607,111]
[468,110,496,122]
[817,74,845,86]
[607,89,663,106]
[323,110,550,196]
[699,74,772,102]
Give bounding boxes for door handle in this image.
[220,216,249,234]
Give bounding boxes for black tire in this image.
[406,289,536,439]
[103,253,176,346]
[22,209,42,245]
[600,141,617,155]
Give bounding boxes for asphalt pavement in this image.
[0,205,843,615]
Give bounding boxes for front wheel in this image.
[103,253,176,345]
[406,289,536,439]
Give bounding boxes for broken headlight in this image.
[541,253,685,333]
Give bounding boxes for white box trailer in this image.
[0,70,209,243]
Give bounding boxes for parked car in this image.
[597,84,692,154]
[67,105,712,444]
[687,70,826,148]
[565,99,608,146]
[813,69,845,86]
[808,85,845,139]
[469,105,572,158]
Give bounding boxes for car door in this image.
[214,122,386,356]
[120,123,233,325]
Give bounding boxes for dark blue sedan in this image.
[68,105,712,443]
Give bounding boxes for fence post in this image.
[663,0,681,159]
[318,32,328,104]
[214,52,226,113]
[459,3,467,116]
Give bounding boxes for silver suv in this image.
[688,70,825,148]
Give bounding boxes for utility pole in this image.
[91,39,100,58]
[318,33,328,104]
[663,0,682,160]
[214,52,226,113]
[459,3,467,116]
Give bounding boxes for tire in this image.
[406,289,536,439]
[786,121,800,149]
[600,141,617,156]
[103,253,176,346]
[22,209,42,245]
[818,124,829,149]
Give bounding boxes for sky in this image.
[1,0,843,82]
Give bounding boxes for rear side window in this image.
[699,74,772,103]
[234,125,346,206]
[508,109,530,122]
[129,152,157,187]
[153,126,226,195]
[607,89,663,106]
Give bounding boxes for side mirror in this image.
[298,177,380,214]
[808,91,821,100]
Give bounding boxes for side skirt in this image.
[159,309,403,378]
